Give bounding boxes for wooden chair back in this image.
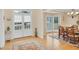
[59,26,64,35]
[67,27,75,36]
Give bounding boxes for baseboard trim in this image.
[6,35,34,40]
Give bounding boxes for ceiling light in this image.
[71,12,74,15]
[75,12,79,14]
[67,9,79,18]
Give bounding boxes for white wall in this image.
[4,9,13,40]
[63,14,79,27]
[32,10,44,38]
[0,10,5,48]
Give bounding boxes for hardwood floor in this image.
[60,40,79,50]
[1,34,79,50]
[47,33,79,50]
[2,36,46,50]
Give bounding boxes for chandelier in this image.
[67,9,79,18]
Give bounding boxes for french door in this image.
[23,14,32,36]
[47,16,53,32]
[12,13,32,38]
[47,16,60,32]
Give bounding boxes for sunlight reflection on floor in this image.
[47,33,62,50]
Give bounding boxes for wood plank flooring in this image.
[1,35,79,50]
[2,36,46,50]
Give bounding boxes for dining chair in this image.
[63,30,68,42]
[71,25,79,44]
[59,26,64,39]
[71,25,78,32]
[67,27,76,44]
[74,30,79,44]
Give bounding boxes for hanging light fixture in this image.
[67,9,79,18]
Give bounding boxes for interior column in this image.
[0,10,5,48]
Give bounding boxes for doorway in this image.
[46,16,61,32]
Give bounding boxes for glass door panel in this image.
[23,15,32,36]
[47,17,53,32]
[13,14,23,38]
[24,16,31,29]
[53,16,59,31]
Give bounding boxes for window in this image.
[47,17,53,32]
[24,16,31,29]
[14,15,22,30]
[54,17,59,30]
[47,16,60,32]
[12,10,32,38]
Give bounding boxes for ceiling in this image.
[13,9,31,14]
[42,9,79,13]
[13,9,79,14]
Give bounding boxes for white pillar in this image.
[0,10,5,48]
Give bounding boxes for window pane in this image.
[14,15,22,22]
[14,15,22,30]
[47,17,53,31]
[24,16,31,22]
[24,15,31,29]
[54,17,59,30]
[54,17,58,23]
